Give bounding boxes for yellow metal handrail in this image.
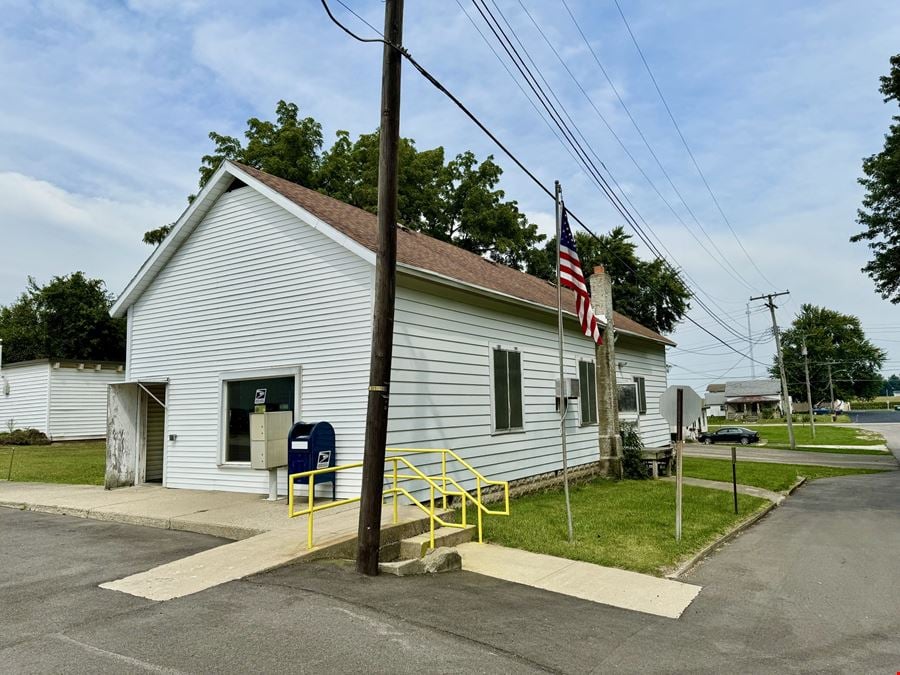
[288,462,364,549]
[288,448,510,550]
[386,447,510,543]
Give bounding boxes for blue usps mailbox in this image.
[287,421,336,500]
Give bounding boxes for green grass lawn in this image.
[0,441,106,485]
[710,424,884,446]
[470,478,769,576]
[683,457,887,492]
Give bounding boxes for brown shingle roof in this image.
[235,162,675,346]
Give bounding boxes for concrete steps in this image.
[398,525,477,560]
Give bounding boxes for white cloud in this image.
[0,172,177,302]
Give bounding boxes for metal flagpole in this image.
[555,181,575,544]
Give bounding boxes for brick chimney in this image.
[589,266,622,475]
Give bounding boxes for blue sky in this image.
[1,0,899,387]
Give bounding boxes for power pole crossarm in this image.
[749,291,795,450]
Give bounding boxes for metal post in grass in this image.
[6,447,14,481]
[731,446,738,515]
[675,388,683,542]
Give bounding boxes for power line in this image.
[513,0,763,320]
[611,0,776,290]
[544,0,759,293]
[319,0,768,366]
[458,0,753,339]
[468,0,752,343]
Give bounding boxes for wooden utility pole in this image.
[357,0,404,576]
[801,339,815,439]
[750,291,795,450]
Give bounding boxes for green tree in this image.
[851,54,900,304]
[884,373,900,395]
[144,101,544,266]
[773,304,886,402]
[0,273,126,363]
[527,226,690,334]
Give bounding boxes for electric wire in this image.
[539,0,759,292]
[318,0,770,367]
[499,0,757,324]
[469,0,751,342]
[611,0,777,289]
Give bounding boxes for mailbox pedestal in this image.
[288,421,336,500]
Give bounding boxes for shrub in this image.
[0,428,51,445]
[848,401,891,410]
[620,422,650,480]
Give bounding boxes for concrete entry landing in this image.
[0,482,431,601]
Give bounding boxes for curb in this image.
[666,478,808,580]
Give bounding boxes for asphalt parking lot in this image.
[4,458,900,675]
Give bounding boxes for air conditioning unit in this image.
[555,377,580,399]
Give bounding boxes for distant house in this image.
[104,161,675,496]
[0,358,125,440]
[720,379,787,419]
[703,383,726,417]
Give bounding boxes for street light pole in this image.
[802,339,815,439]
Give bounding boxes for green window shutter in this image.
[636,377,647,414]
[578,361,591,424]
[508,350,523,429]
[579,361,597,425]
[493,349,510,431]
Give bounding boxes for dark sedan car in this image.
[698,426,760,445]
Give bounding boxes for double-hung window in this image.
[578,360,598,425]
[618,382,638,414]
[634,376,647,414]
[492,347,523,432]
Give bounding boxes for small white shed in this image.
[0,359,125,440]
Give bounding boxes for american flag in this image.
[559,209,603,344]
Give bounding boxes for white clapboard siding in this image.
[0,362,50,433]
[387,279,603,491]
[127,187,372,497]
[615,336,671,448]
[48,366,125,440]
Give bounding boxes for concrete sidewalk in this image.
[662,475,784,503]
[456,543,702,619]
[0,482,428,601]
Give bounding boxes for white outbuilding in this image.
[0,357,125,440]
[106,161,675,496]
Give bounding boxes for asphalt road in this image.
[847,410,900,424]
[2,423,898,673]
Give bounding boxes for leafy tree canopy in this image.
[882,373,900,395]
[527,226,690,334]
[0,272,125,364]
[143,101,689,332]
[851,53,900,303]
[772,304,886,402]
[146,101,543,269]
